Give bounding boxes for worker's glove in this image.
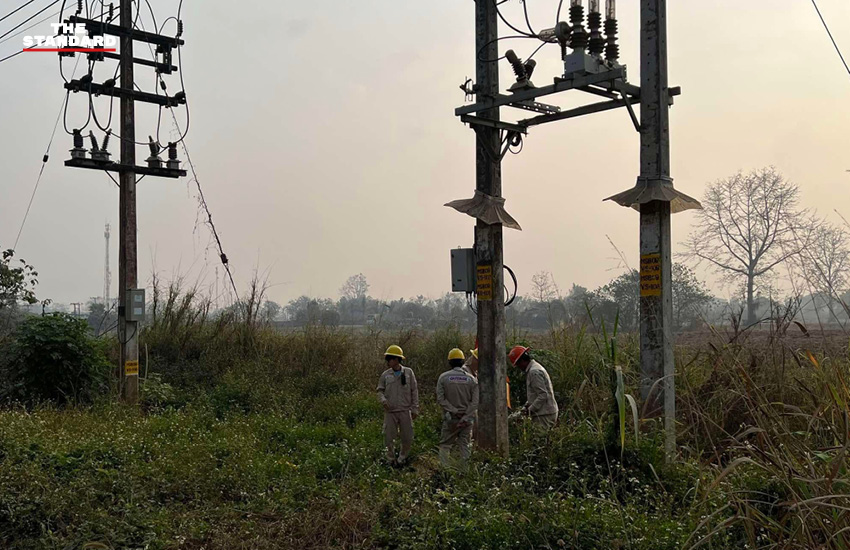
[444,411,453,421]
[382,402,391,411]
[411,411,418,420]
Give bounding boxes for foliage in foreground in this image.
[2,283,850,548]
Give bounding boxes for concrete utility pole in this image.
[638,0,675,457]
[118,0,139,404]
[103,222,111,305]
[474,0,509,455]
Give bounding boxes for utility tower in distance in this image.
[103,222,111,305]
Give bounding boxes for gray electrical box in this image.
[450,248,476,292]
[126,289,146,322]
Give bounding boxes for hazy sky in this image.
[1,0,849,307]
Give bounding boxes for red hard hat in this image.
[508,345,530,366]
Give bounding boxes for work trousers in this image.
[384,411,413,461]
[439,417,473,470]
[531,413,557,430]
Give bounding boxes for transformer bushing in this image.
[166,143,180,170]
[70,129,86,159]
[604,18,619,64]
[569,5,588,50]
[90,132,111,162]
[588,11,604,57]
[146,138,162,168]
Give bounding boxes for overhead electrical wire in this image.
[809,0,850,77]
[0,0,61,42]
[13,54,81,250]
[0,4,74,47]
[0,0,40,25]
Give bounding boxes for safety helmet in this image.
[384,345,405,360]
[470,348,478,359]
[508,345,530,366]
[448,348,465,361]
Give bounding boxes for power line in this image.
[0,0,39,24]
[0,49,23,63]
[0,0,61,42]
[13,57,80,249]
[810,0,850,77]
[0,5,70,47]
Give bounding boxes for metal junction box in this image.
[450,248,476,292]
[126,288,146,322]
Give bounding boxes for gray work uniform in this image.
[377,366,419,462]
[436,366,479,469]
[524,360,558,429]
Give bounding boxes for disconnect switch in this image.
[450,248,476,293]
[126,289,146,322]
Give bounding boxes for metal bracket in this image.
[65,80,185,107]
[68,16,184,47]
[509,100,560,114]
[455,67,627,117]
[65,157,186,178]
[460,114,527,135]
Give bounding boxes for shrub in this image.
[1,313,110,404]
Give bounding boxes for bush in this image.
[1,313,110,404]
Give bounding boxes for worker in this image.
[436,348,478,470]
[508,345,558,429]
[376,345,419,466]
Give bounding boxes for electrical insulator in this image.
[109,3,114,20]
[90,131,111,162]
[604,3,619,64]
[505,50,527,81]
[177,20,184,38]
[146,136,162,168]
[569,0,588,50]
[524,59,536,79]
[166,142,180,170]
[70,129,86,160]
[88,131,100,152]
[103,78,116,88]
[76,0,83,15]
[588,0,604,57]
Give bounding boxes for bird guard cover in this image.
[604,177,702,214]
[444,190,522,231]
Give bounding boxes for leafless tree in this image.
[339,273,370,300]
[530,271,559,303]
[796,223,850,325]
[684,167,811,326]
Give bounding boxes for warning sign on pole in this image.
[640,253,662,296]
[124,360,139,376]
[476,265,493,301]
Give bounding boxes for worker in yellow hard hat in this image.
[376,345,419,466]
[436,348,478,470]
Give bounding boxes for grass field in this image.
[2,302,850,549]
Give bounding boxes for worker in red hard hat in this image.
[508,345,558,429]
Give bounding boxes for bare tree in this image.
[530,271,559,303]
[797,223,850,324]
[339,273,370,300]
[684,167,810,326]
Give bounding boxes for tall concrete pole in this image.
[119,0,139,403]
[474,0,509,455]
[639,0,675,457]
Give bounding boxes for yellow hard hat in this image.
[384,345,405,360]
[448,348,465,361]
[470,348,478,359]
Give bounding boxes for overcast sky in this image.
[1,0,849,307]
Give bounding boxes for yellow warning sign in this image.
[476,265,493,301]
[640,254,662,296]
[124,360,139,377]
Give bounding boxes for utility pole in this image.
[473,0,509,455]
[62,3,186,404]
[103,223,111,305]
[637,0,675,458]
[118,0,139,404]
